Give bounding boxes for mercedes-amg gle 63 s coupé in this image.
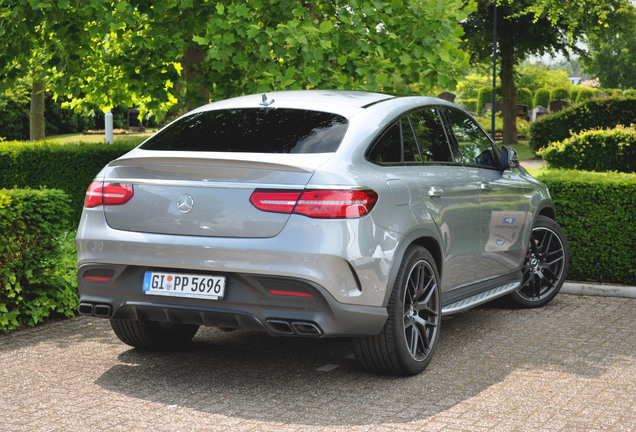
[77,91,569,376]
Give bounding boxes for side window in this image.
[402,117,421,163]
[408,109,453,163]
[367,122,402,164]
[444,109,500,169]
[367,118,421,164]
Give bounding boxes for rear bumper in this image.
[77,207,402,308]
[77,263,387,337]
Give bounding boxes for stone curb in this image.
[561,281,636,298]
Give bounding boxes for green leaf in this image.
[192,35,209,45]
[319,20,333,33]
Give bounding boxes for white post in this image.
[105,111,114,144]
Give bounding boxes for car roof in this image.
[190,90,397,118]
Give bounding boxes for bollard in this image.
[105,111,114,144]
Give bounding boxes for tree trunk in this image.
[499,41,517,144]
[183,45,209,111]
[30,77,46,141]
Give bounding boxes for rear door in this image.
[401,108,483,291]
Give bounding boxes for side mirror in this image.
[501,145,519,170]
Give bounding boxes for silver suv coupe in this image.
[77,90,569,376]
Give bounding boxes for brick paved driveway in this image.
[1,294,634,431]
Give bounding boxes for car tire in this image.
[352,246,441,376]
[110,319,199,350]
[508,215,570,308]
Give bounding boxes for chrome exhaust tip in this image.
[291,321,323,336]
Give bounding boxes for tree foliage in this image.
[582,3,636,89]
[1,0,476,137]
[516,62,572,93]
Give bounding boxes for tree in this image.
[582,3,636,89]
[462,0,630,144]
[0,0,112,140]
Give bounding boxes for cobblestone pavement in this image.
[1,294,634,432]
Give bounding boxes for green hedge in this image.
[517,87,533,108]
[0,141,138,227]
[461,98,477,113]
[533,88,550,109]
[477,86,493,115]
[550,87,570,101]
[537,170,636,285]
[575,88,595,104]
[570,88,581,104]
[0,188,77,331]
[528,97,636,151]
[538,125,636,173]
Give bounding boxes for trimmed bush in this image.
[533,88,550,109]
[575,88,595,103]
[625,89,636,97]
[569,88,581,104]
[461,98,477,113]
[550,87,570,101]
[477,86,494,115]
[537,170,636,285]
[0,141,138,226]
[538,125,636,173]
[0,188,77,331]
[517,87,533,108]
[528,96,636,151]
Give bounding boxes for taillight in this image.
[84,181,134,208]
[250,188,378,219]
[248,190,302,214]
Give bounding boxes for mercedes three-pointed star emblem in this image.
[177,194,194,214]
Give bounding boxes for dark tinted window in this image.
[367,121,402,164]
[408,109,453,162]
[402,117,421,163]
[444,109,499,168]
[140,108,348,153]
[367,118,423,165]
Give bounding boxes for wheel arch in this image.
[382,228,444,307]
[538,205,556,221]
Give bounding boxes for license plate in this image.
[143,271,225,300]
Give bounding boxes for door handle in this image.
[428,186,444,198]
[480,182,493,192]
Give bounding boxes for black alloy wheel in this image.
[353,246,441,376]
[402,255,440,363]
[509,215,569,308]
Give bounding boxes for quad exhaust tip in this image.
[79,302,113,318]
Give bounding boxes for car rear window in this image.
[140,108,348,153]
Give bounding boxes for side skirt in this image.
[441,276,522,315]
